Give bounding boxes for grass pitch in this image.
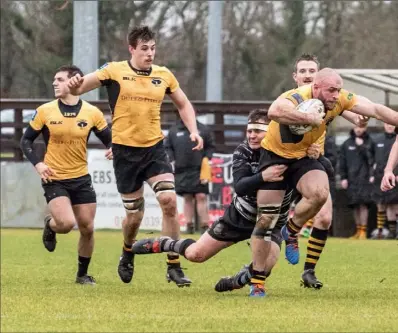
[1,228,397,332]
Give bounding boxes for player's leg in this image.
[301,193,332,289]
[250,188,285,297]
[386,204,398,238]
[195,192,210,233]
[42,181,76,252]
[73,203,96,285]
[183,194,195,234]
[376,203,386,238]
[69,175,97,285]
[112,143,146,283]
[358,204,369,240]
[282,165,329,265]
[350,205,361,239]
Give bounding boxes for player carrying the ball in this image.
[249,67,398,297]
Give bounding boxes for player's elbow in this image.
[267,106,281,121]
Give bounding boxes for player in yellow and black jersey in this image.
[248,67,398,297]
[68,26,203,287]
[20,65,112,285]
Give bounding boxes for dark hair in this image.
[127,26,156,48]
[248,109,269,124]
[294,53,320,72]
[55,65,83,78]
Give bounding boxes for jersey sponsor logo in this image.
[347,93,353,100]
[348,145,356,150]
[50,120,63,125]
[377,143,384,147]
[176,132,184,136]
[63,112,77,117]
[123,76,136,81]
[151,78,161,86]
[77,119,88,128]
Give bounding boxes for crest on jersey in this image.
[152,78,161,86]
[77,119,88,129]
[347,93,353,100]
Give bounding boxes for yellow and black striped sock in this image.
[167,254,180,266]
[304,227,328,271]
[250,269,266,286]
[360,225,367,234]
[287,218,301,236]
[377,211,386,230]
[306,218,314,228]
[387,220,396,236]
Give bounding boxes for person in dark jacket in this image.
[339,125,375,239]
[166,120,215,234]
[371,123,398,239]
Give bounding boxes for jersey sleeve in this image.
[29,108,45,131]
[165,68,180,94]
[92,108,108,131]
[95,62,113,85]
[282,90,304,107]
[341,90,358,111]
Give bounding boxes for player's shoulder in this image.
[81,100,103,116]
[151,64,175,78]
[98,60,126,71]
[36,99,58,113]
[338,89,355,102]
[234,141,252,158]
[279,84,312,100]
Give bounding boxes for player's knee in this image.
[79,222,94,237]
[309,186,329,208]
[195,193,207,203]
[158,194,177,217]
[184,246,206,263]
[122,196,145,215]
[54,217,75,233]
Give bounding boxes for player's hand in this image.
[67,73,84,90]
[341,179,348,189]
[306,144,321,159]
[355,137,364,146]
[357,115,369,128]
[261,165,287,182]
[105,147,113,160]
[35,162,56,183]
[190,133,203,151]
[307,105,325,127]
[381,170,395,191]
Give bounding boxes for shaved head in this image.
[312,68,343,110]
[314,68,343,86]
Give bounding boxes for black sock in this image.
[304,227,328,271]
[249,269,266,286]
[387,220,396,235]
[161,238,196,256]
[287,218,301,237]
[77,256,91,277]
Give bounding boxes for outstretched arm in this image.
[68,72,102,96]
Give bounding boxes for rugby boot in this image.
[117,250,135,283]
[249,283,266,297]
[75,275,96,285]
[300,269,323,289]
[214,265,249,292]
[42,215,56,252]
[166,263,192,287]
[281,225,300,265]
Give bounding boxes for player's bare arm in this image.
[381,136,398,191]
[68,72,101,96]
[349,95,398,126]
[169,87,203,150]
[341,111,369,127]
[268,97,324,126]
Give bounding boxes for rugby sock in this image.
[304,227,328,271]
[377,211,386,231]
[123,241,133,253]
[161,238,196,256]
[77,256,91,277]
[166,254,180,265]
[387,220,396,236]
[250,269,266,286]
[306,218,314,228]
[359,225,367,234]
[287,218,301,236]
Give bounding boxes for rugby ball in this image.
[289,99,325,135]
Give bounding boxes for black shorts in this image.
[113,140,173,194]
[207,204,283,248]
[42,174,96,205]
[175,169,209,196]
[258,149,326,190]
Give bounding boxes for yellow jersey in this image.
[96,61,179,147]
[261,84,357,159]
[30,99,108,180]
